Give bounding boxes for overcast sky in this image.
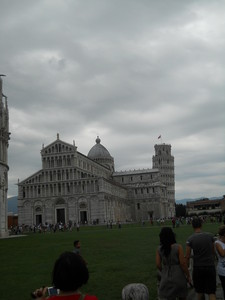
[1,0,224,200]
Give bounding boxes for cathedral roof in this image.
[88,136,112,160]
[113,168,159,176]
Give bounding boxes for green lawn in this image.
[0,221,221,300]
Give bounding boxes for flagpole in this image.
[158,135,162,144]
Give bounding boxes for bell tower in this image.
[0,75,10,237]
[152,143,175,217]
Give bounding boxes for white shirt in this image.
[215,239,225,276]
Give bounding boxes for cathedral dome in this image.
[88,136,112,159]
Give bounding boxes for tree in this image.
[175,203,186,217]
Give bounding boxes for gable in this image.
[41,139,76,156]
[19,169,43,185]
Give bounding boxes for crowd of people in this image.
[157,217,225,300]
[10,222,81,234]
[30,217,225,300]
[10,220,126,235]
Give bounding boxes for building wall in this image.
[18,137,175,226]
[152,144,175,217]
[0,76,10,237]
[186,197,225,215]
[113,169,168,220]
[8,215,18,228]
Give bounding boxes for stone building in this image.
[186,196,225,216]
[18,135,175,226]
[0,76,10,237]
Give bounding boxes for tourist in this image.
[186,217,216,300]
[73,240,81,255]
[172,217,176,228]
[156,227,191,300]
[215,225,225,299]
[31,252,98,300]
[122,283,149,300]
[118,221,122,229]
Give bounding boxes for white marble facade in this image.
[0,76,10,237]
[18,135,175,226]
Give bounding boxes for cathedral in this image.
[18,134,175,226]
[0,76,10,237]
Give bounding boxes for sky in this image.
[0,0,224,200]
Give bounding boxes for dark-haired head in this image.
[192,217,202,229]
[52,252,89,292]
[218,225,225,237]
[159,227,176,257]
[74,240,80,247]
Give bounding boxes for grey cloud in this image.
[1,0,224,199]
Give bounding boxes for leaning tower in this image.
[152,143,175,217]
[0,75,10,237]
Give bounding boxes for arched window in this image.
[23,187,25,198]
[55,198,65,205]
[35,206,42,212]
[79,202,87,209]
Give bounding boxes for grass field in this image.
[0,221,221,300]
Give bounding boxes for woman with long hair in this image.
[156,227,191,300]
